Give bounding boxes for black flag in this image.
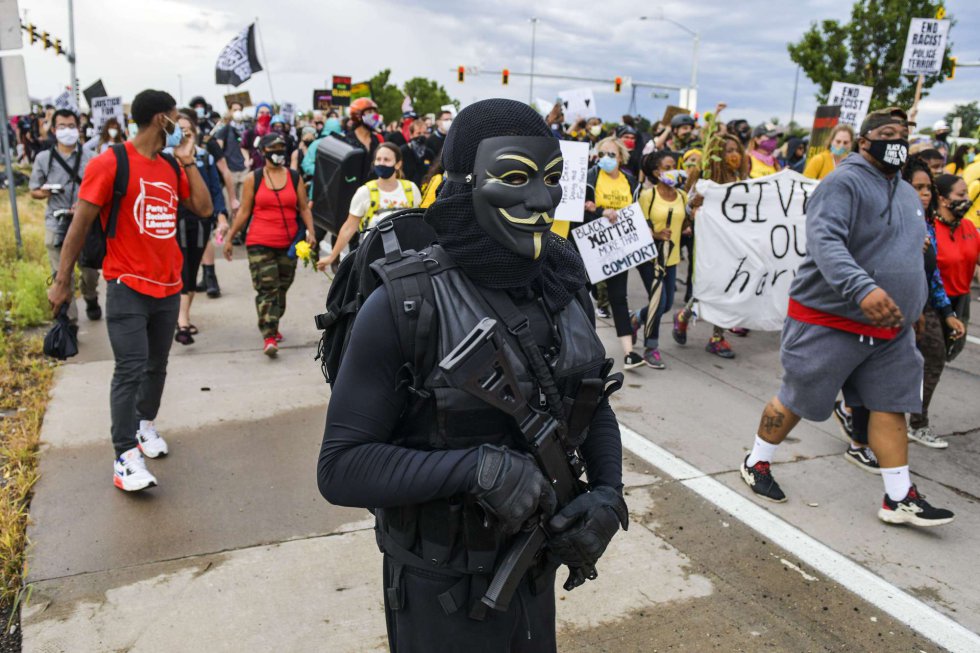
[215,24,263,87]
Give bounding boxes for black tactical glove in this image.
[547,486,628,571]
[470,444,558,535]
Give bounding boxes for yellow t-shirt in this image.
[551,220,571,239]
[803,150,840,180]
[420,173,443,208]
[639,186,686,267]
[964,161,980,229]
[594,169,633,210]
[748,152,779,179]
[945,162,964,176]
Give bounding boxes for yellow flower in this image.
[294,240,312,263]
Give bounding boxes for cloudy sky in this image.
[10,0,980,130]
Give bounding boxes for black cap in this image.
[860,107,908,136]
[258,133,285,150]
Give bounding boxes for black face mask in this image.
[948,198,971,220]
[452,136,563,260]
[866,138,908,173]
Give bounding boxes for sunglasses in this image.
[597,152,618,159]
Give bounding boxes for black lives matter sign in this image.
[901,18,950,76]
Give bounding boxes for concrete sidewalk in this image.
[20,253,975,652]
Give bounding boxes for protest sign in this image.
[332,76,352,106]
[91,96,124,131]
[661,105,690,126]
[828,82,872,130]
[82,79,107,108]
[692,170,819,330]
[805,105,840,160]
[901,18,950,75]
[351,82,372,101]
[312,89,332,110]
[224,91,251,109]
[280,102,297,124]
[571,203,656,283]
[555,140,589,223]
[53,89,77,112]
[557,87,597,124]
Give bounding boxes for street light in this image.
[529,17,538,104]
[639,13,700,112]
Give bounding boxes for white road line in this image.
[966,334,980,347]
[619,425,980,653]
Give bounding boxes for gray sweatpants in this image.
[105,282,180,457]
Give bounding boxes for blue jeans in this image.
[638,264,677,350]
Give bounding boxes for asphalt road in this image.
[19,252,980,652]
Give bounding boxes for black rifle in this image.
[439,317,595,615]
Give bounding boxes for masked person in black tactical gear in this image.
[317,99,628,653]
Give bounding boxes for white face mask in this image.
[439,119,452,133]
[107,128,119,139]
[55,127,79,147]
[232,110,244,122]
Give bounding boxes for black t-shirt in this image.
[215,124,247,172]
[425,131,447,158]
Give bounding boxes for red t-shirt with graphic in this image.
[78,142,190,298]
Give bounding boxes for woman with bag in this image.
[223,133,316,357]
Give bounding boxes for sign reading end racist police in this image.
[571,203,656,283]
[693,170,819,330]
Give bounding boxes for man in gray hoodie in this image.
[739,107,954,528]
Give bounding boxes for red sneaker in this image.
[706,336,735,359]
[274,331,284,343]
[263,337,279,357]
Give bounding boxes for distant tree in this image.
[403,77,458,118]
[944,101,980,136]
[788,0,954,111]
[367,69,405,127]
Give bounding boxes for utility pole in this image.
[529,17,538,104]
[67,0,77,106]
[0,62,23,255]
[790,65,800,128]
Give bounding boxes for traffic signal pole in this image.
[67,0,78,106]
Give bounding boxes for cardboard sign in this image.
[91,95,124,131]
[693,170,819,330]
[82,79,107,108]
[351,82,372,101]
[661,105,691,127]
[312,89,332,110]
[805,105,841,160]
[571,203,656,283]
[53,90,78,112]
[224,91,252,109]
[280,101,297,124]
[901,18,950,75]
[332,76,352,107]
[555,140,589,223]
[827,82,872,130]
[557,87,597,124]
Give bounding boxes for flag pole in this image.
[254,17,276,105]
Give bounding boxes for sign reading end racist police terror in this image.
[571,203,656,283]
[693,170,819,331]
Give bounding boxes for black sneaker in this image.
[596,306,611,319]
[85,297,102,320]
[844,446,880,474]
[878,485,954,527]
[740,455,787,503]
[833,399,854,441]
[623,352,644,370]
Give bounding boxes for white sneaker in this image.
[136,420,169,458]
[113,448,158,492]
[907,426,948,449]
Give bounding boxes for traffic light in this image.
[54,38,63,55]
[614,77,622,93]
[41,31,51,49]
[502,68,509,85]
[948,56,957,80]
[26,23,37,44]
[458,66,465,83]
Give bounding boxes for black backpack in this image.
[314,208,438,388]
[79,144,180,269]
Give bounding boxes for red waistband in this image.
[787,298,899,340]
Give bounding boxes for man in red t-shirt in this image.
[49,89,213,492]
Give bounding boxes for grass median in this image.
[0,182,57,642]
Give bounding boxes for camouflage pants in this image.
[247,246,297,339]
[909,307,945,429]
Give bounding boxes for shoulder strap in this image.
[159,151,181,187]
[107,144,129,239]
[400,179,414,205]
[363,180,380,230]
[253,168,264,191]
[50,147,83,184]
[289,167,300,191]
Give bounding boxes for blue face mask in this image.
[374,164,396,179]
[164,117,183,149]
[597,155,618,173]
[830,144,849,157]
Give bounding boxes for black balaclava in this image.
[426,98,586,310]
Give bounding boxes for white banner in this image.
[91,95,124,131]
[901,18,950,75]
[555,140,589,223]
[571,203,656,283]
[693,170,819,330]
[828,81,872,130]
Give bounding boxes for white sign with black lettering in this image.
[53,90,78,112]
[558,87,597,124]
[693,170,819,330]
[91,95,124,131]
[555,140,589,223]
[571,203,656,283]
[901,18,950,75]
[828,82,872,130]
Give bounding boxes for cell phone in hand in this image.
[42,183,64,194]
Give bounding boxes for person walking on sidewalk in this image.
[223,133,316,357]
[30,108,100,323]
[47,89,214,492]
[738,107,954,527]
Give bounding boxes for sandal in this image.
[188,324,199,335]
[175,326,195,345]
